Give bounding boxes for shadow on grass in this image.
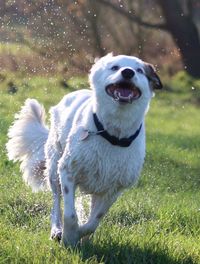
[80,239,194,264]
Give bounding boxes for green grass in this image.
[0,43,33,56]
[0,74,200,263]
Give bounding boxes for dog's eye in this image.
[136,68,144,74]
[111,65,120,71]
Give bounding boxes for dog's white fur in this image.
[7,54,161,246]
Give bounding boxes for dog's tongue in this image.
[106,83,141,103]
[117,88,133,97]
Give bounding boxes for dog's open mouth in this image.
[106,81,141,104]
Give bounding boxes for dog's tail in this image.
[6,99,49,192]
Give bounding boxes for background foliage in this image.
[0,0,200,76]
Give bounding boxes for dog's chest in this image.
[68,134,145,194]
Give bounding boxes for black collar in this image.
[93,113,142,147]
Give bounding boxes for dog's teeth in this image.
[114,90,118,97]
[114,90,120,101]
[128,93,133,103]
[113,90,135,103]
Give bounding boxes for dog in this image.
[6,53,162,246]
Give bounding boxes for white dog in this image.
[6,54,162,246]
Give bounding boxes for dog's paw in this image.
[50,229,62,242]
[62,237,78,248]
[62,232,80,248]
[80,234,91,244]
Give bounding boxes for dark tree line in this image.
[97,0,200,78]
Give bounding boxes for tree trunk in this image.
[157,0,200,78]
[0,0,6,15]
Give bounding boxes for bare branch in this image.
[96,0,168,30]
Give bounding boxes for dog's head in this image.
[89,53,162,108]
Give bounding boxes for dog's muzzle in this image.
[105,81,141,104]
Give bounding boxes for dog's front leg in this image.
[58,163,79,247]
[79,192,120,239]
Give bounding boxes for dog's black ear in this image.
[144,63,163,90]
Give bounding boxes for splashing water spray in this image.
[75,193,91,225]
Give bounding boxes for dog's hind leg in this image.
[79,192,120,239]
[45,144,62,241]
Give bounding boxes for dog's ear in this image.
[94,53,113,64]
[104,52,113,58]
[144,63,163,90]
[94,57,100,63]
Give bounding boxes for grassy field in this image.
[0,73,200,264]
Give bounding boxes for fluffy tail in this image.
[6,99,49,192]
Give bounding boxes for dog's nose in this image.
[121,68,135,79]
